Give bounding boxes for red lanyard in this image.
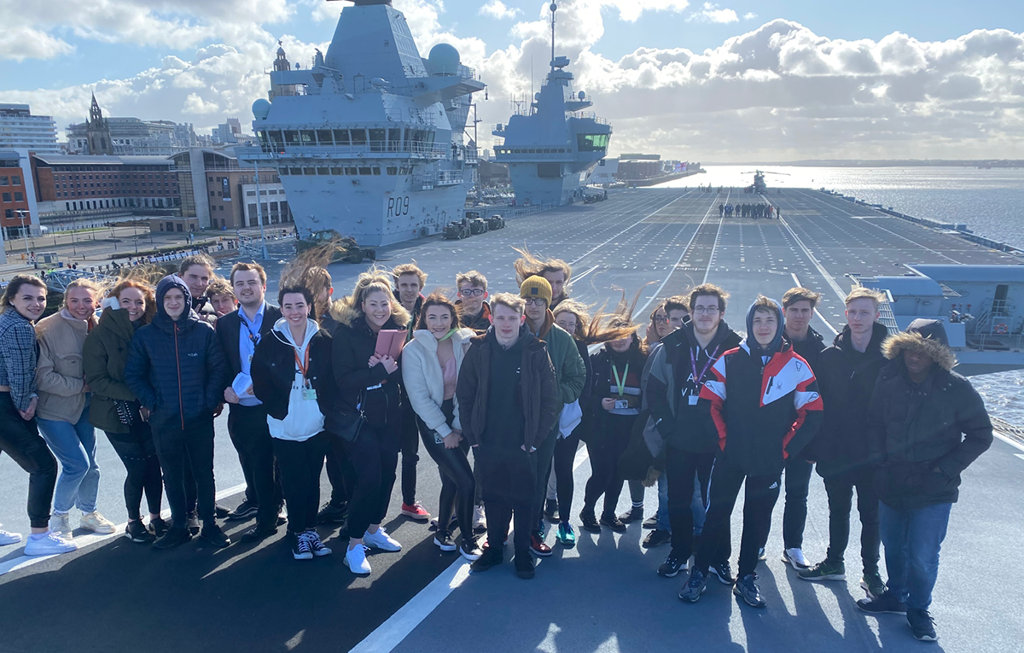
[294,346,310,382]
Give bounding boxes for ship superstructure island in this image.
[241,0,484,247]
[492,2,612,207]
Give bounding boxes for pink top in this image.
[441,355,457,400]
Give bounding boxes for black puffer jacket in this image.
[124,276,226,432]
[809,322,888,477]
[868,320,992,509]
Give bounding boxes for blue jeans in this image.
[879,501,952,611]
[37,408,99,514]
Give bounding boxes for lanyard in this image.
[690,345,720,386]
[240,310,261,345]
[294,346,310,385]
[439,328,457,341]
[611,363,629,397]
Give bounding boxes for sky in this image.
[2,0,1023,162]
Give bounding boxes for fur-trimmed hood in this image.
[882,318,956,372]
[328,294,410,329]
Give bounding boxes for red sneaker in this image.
[530,532,552,557]
[401,503,430,522]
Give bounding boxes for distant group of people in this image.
[718,202,775,219]
[0,247,992,644]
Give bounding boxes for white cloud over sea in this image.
[2,0,1022,161]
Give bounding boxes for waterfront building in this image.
[66,96,202,155]
[0,104,60,153]
[0,151,31,237]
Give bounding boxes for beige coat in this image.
[35,309,93,422]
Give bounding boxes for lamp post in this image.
[14,210,30,261]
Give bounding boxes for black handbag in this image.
[336,410,366,442]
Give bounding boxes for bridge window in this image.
[284,130,300,145]
[350,129,367,147]
[369,129,385,152]
[316,129,333,146]
[300,130,315,145]
[387,128,401,152]
[358,167,372,175]
[333,129,349,146]
[577,133,609,152]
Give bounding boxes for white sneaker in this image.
[50,512,72,538]
[473,505,487,530]
[23,531,77,556]
[0,525,23,546]
[783,547,810,570]
[344,544,371,574]
[80,511,116,535]
[363,527,402,552]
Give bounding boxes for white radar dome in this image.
[427,43,461,76]
[252,99,271,120]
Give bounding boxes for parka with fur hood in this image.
[867,318,992,509]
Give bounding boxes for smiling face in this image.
[163,287,186,321]
[691,294,722,337]
[752,309,779,347]
[10,284,46,321]
[903,348,934,382]
[424,305,454,340]
[65,286,97,321]
[232,269,265,311]
[362,290,392,331]
[845,298,879,339]
[182,264,212,299]
[281,292,310,329]
[396,273,421,307]
[492,303,523,347]
[784,299,814,339]
[118,287,146,322]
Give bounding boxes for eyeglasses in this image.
[693,306,720,314]
[458,288,485,297]
[524,297,548,306]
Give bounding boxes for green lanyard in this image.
[439,328,457,341]
[611,363,629,397]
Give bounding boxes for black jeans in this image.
[106,420,163,521]
[0,393,58,528]
[341,419,400,539]
[478,445,537,556]
[273,432,330,534]
[417,400,475,543]
[325,435,355,507]
[400,401,420,506]
[824,466,881,573]
[583,432,631,517]
[228,404,282,530]
[531,429,558,531]
[696,458,782,578]
[781,456,813,549]
[153,420,216,527]
[552,432,580,523]
[665,446,714,557]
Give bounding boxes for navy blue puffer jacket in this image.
[124,275,227,432]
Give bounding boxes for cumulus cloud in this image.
[0,26,75,61]
[687,3,739,24]
[480,1,520,20]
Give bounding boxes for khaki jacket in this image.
[35,309,94,422]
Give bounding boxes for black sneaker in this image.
[227,499,258,521]
[642,529,671,549]
[599,512,627,533]
[657,550,687,577]
[618,505,644,524]
[125,519,155,544]
[514,552,536,579]
[200,523,230,549]
[733,573,766,608]
[579,509,601,533]
[240,525,278,543]
[642,516,658,529]
[907,609,938,642]
[678,567,708,603]
[153,527,191,550]
[856,589,908,615]
[186,511,200,536]
[710,560,736,585]
[214,504,230,519]
[470,546,503,573]
[433,530,457,552]
[459,540,483,562]
[317,501,348,525]
[543,499,559,522]
[148,517,170,538]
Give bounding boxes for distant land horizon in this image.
[701,160,1024,168]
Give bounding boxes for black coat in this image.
[331,314,404,425]
[786,325,825,374]
[250,326,333,422]
[868,361,992,509]
[586,343,646,445]
[215,303,281,379]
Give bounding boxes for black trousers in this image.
[399,401,420,506]
[228,404,282,530]
[273,432,330,534]
[325,435,355,507]
[552,432,580,522]
[106,420,163,521]
[153,420,216,526]
[583,433,630,516]
[824,466,881,573]
[665,446,714,557]
[696,457,781,578]
[341,419,400,539]
[0,393,57,529]
[417,400,475,543]
[478,445,537,555]
[531,429,558,532]
[782,456,813,549]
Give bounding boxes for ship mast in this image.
[550,2,557,71]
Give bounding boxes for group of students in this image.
[0,249,992,642]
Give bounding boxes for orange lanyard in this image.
[294,346,310,383]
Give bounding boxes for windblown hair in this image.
[205,277,233,299]
[584,286,649,352]
[782,286,821,309]
[512,247,572,286]
[415,292,459,330]
[107,279,156,324]
[552,299,591,340]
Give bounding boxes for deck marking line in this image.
[0,482,247,578]
[569,191,689,266]
[777,214,849,304]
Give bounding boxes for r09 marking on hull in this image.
[387,196,411,217]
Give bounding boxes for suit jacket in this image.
[215,303,282,379]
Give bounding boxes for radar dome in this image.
[427,43,460,76]
[578,91,585,100]
[252,98,271,120]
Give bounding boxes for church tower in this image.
[269,42,297,99]
[86,93,114,155]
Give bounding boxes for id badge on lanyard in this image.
[295,347,317,401]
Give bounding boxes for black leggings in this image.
[106,420,163,521]
[551,432,580,523]
[341,419,400,539]
[274,432,330,534]
[417,399,475,543]
[0,393,58,529]
[583,415,634,516]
